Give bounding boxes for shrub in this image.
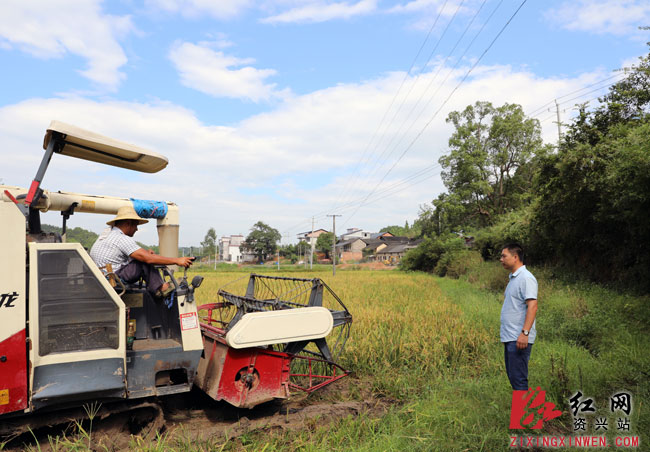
[400,234,464,272]
[473,208,532,260]
[465,260,508,292]
[436,250,483,278]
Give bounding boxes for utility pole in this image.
[551,99,562,145]
[310,216,315,270]
[327,214,341,276]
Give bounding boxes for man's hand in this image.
[131,249,195,267]
[175,256,194,268]
[516,333,529,350]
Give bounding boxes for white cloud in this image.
[386,0,482,32]
[547,0,650,36]
[169,41,283,102]
[261,0,377,24]
[0,0,132,90]
[388,0,456,14]
[145,0,252,19]
[0,64,610,244]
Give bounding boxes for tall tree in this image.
[244,221,281,261]
[201,227,217,256]
[316,232,335,259]
[437,101,545,229]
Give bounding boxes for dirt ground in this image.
[3,378,392,451]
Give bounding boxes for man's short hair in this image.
[503,243,524,262]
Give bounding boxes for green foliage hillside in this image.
[42,224,98,249]
[403,45,650,292]
[41,224,158,252]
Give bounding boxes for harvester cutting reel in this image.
[197,274,352,407]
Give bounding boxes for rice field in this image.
[9,265,649,451]
[183,265,649,452]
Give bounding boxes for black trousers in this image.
[116,260,164,294]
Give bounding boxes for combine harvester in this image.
[0,121,352,436]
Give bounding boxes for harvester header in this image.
[0,121,352,436]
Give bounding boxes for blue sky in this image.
[1,0,649,246]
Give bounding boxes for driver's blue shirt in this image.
[500,265,537,343]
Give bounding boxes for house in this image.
[375,241,422,265]
[364,236,422,264]
[336,237,366,262]
[338,228,394,241]
[333,232,419,264]
[219,234,245,262]
[297,228,329,247]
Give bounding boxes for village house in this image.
[334,229,416,263]
[297,228,329,246]
[335,233,421,265]
[219,234,246,262]
[336,237,367,262]
[374,241,422,265]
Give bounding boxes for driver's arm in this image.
[130,248,194,267]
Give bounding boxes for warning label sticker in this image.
[0,389,9,406]
[180,312,198,331]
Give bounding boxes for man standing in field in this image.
[500,243,537,390]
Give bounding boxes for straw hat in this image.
[107,205,149,226]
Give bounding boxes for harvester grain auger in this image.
[0,121,352,436]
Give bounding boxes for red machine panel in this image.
[0,329,28,415]
[216,347,291,408]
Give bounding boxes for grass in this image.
[13,264,649,451]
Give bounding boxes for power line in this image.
[283,160,443,236]
[329,0,452,212]
[298,162,441,227]
[341,0,530,228]
[527,73,624,117]
[335,0,496,213]
[529,78,623,119]
[352,0,503,201]
[314,72,621,233]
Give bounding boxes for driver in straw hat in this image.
[90,205,194,298]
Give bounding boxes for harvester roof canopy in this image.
[43,120,168,173]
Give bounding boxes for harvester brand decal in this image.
[0,389,8,406]
[180,312,198,330]
[0,292,19,308]
[81,200,96,210]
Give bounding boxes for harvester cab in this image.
[0,121,352,430]
[1,121,203,419]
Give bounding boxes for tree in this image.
[279,243,300,263]
[531,46,650,288]
[437,101,546,229]
[201,227,217,256]
[244,221,281,261]
[380,220,419,238]
[41,224,99,249]
[316,232,335,259]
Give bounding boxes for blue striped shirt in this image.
[500,265,537,343]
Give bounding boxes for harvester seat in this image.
[100,263,126,296]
